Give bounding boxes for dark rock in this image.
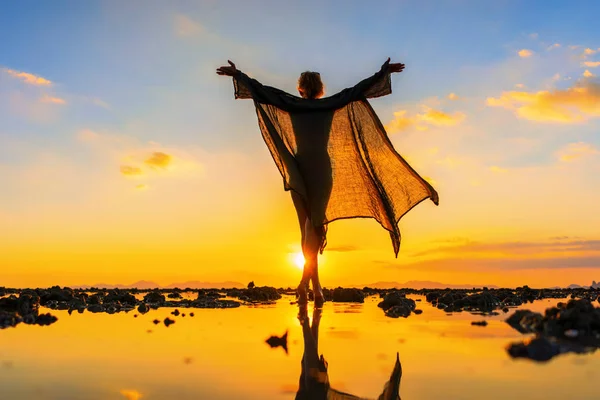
[190,312,195,317]
[35,313,58,326]
[87,304,104,313]
[137,303,149,314]
[164,317,175,327]
[414,309,423,315]
[167,292,182,299]
[144,291,166,304]
[378,292,413,310]
[385,305,413,318]
[247,281,255,289]
[332,288,364,303]
[172,309,180,316]
[471,320,488,327]
[153,319,160,325]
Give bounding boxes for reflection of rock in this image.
[265,331,288,354]
[505,299,600,361]
[471,320,488,327]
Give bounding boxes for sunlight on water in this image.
[0,295,598,399]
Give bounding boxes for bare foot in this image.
[314,287,325,308]
[297,282,308,306]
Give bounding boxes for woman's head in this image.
[298,71,324,99]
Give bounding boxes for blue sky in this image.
[1,0,600,287]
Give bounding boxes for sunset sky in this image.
[1,1,599,288]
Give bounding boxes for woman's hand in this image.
[216,60,239,76]
[383,57,405,73]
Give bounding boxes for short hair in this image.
[297,71,324,99]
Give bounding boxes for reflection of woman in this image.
[296,306,402,399]
[217,59,438,307]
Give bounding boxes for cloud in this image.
[120,390,143,400]
[3,68,52,86]
[557,142,599,162]
[515,83,525,88]
[584,70,595,78]
[547,43,561,50]
[419,108,466,126]
[144,152,172,168]
[174,14,204,37]
[489,166,508,173]
[583,61,600,68]
[40,95,66,105]
[583,48,597,56]
[447,93,459,100]
[386,107,466,133]
[486,80,600,123]
[120,166,143,176]
[518,49,533,58]
[408,238,600,258]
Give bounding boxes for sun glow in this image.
[293,252,305,269]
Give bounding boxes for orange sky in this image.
[1,2,600,288]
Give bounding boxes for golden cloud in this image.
[547,43,561,50]
[584,70,595,78]
[558,142,598,162]
[518,49,533,58]
[144,152,172,168]
[489,166,508,173]
[583,61,600,68]
[584,48,597,56]
[447,93,459,100]
[486,81,600,123]
[120,166,143,176]
[4,68,52,86]
[385,107,466,133]
[40,95,66,105]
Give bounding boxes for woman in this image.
[217,59,438,307]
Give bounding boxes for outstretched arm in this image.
[341,58,405,100]
[217,60,294,105]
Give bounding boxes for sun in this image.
[293,252,305,269]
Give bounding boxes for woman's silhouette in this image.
[217,59,438,307]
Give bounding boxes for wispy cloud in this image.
[583,61,600,68]
[486,80,600,123]
[3,68,52,86]
[120,166,143,176]
[557,142,599,162]
[386,107,466,133]
[145,152,172,168]
[40,95,66,105]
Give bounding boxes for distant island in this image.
[62,279,600,290]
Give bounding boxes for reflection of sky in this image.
[1,1,600,288]
[1,296,598,399]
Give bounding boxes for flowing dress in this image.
[232,60,438,256]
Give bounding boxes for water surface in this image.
[1,295,598,399]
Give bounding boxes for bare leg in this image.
[304,218,324,307]
[291,192,310,305]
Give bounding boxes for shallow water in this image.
[0,295,598,400]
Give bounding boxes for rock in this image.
[87,304,104,313]
[414,309,423,315]
[471,320,488,327]
[190,312,195,317]
[137,303,149,314]
[167,292,182,299]
[104,289,136,305]
[378,292,412,310]
[172,309,180,316]
[153,319,160,325]
[332,288,364,303]
[143,291,165,304]
[247,281,255,289]
[164,317,175,327]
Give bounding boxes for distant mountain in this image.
[354,280,500,289]
[567,284,584,289]
[74,280,245,290]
